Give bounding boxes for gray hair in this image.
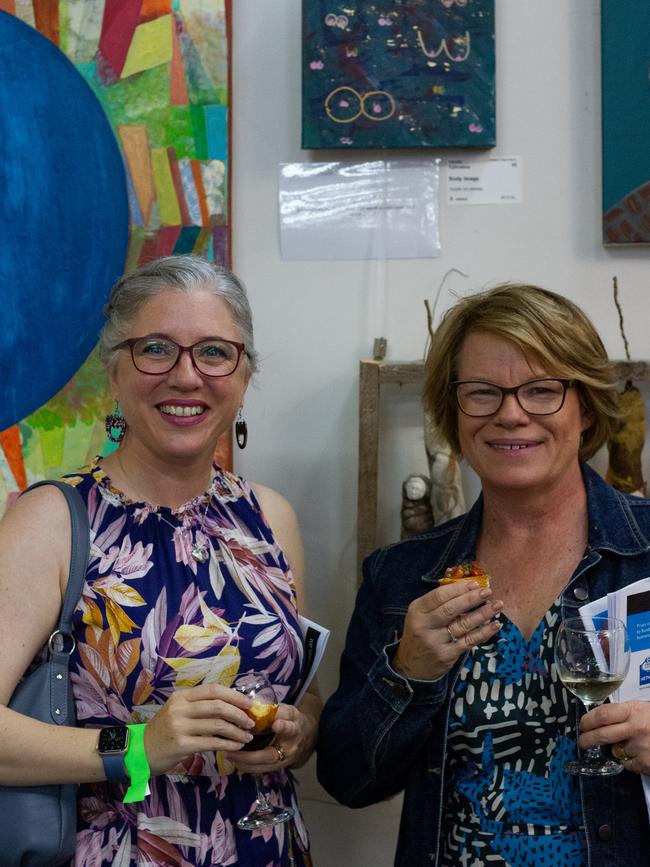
[99,255,259,374]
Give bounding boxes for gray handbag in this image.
[0,480,90,866]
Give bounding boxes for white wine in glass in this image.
[233,671,294,831]
[559,674,626,705]
[555,615,630,776]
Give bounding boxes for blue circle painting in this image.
[0,11,128,431]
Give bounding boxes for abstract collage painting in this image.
[0,0,232,511]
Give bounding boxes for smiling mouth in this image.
[159,405,206,417]
[490,443,535,450]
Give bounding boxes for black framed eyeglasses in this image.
[450,378,574,417]
[112,335,247,378]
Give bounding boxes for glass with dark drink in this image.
[233,671,293,830]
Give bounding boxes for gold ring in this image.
[447,624,458,643]
[612,742,632,763]
[275,745,286,762]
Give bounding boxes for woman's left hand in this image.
[224,699,319,774]
[579,700,650,774]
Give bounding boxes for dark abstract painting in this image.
[302,0,495,149]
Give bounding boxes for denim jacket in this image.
[317,465,650,866]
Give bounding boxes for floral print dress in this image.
[63,460,311,867]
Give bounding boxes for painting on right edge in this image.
[602,0,650,244]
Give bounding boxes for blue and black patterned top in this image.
[442,600,587,866]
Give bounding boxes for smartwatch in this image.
[97,726,130,783]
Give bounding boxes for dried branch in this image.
[424,299,434,341]
[612,275,631,362]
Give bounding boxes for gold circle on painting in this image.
[361,90,396,122]
[324,86,363,123]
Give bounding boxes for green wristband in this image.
[123,724,150,803]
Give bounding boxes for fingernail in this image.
[479,588,492,598]
[245,732,253,741]
[468,581,479,589]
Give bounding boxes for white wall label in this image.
[446,156,522,205]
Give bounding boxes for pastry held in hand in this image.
[439,561,491,590]
[247,700,278,734]
[241,701,279,752]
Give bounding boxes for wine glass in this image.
[554,615,630,776]
[233,671,294,830]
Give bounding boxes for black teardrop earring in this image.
[105,401,127,443]
[235,409,248,450]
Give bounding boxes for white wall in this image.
[231,2,650,864]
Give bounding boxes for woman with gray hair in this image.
[0,255,320,865]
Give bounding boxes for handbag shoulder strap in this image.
[21,480,90,635]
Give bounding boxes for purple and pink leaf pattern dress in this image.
[62,460,311,866]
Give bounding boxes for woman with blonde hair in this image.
[318,283,650,866]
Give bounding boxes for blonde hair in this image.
[423,283,620,461]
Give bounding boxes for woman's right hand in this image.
[392,580,503,681]
[143,683,256,776]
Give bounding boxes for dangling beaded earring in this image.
[235,408,248,450]
[105,401,127,443]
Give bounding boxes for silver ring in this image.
[447,624,458,643]
[275,745,286,762]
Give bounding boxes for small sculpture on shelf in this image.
[606,381,646,496]
[401,474,433,538]
[401,423,466,538]
[425,418,466,525]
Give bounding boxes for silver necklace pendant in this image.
[191,543,209,564]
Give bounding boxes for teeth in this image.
[160,405,205,417]
[494,443,529,450]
